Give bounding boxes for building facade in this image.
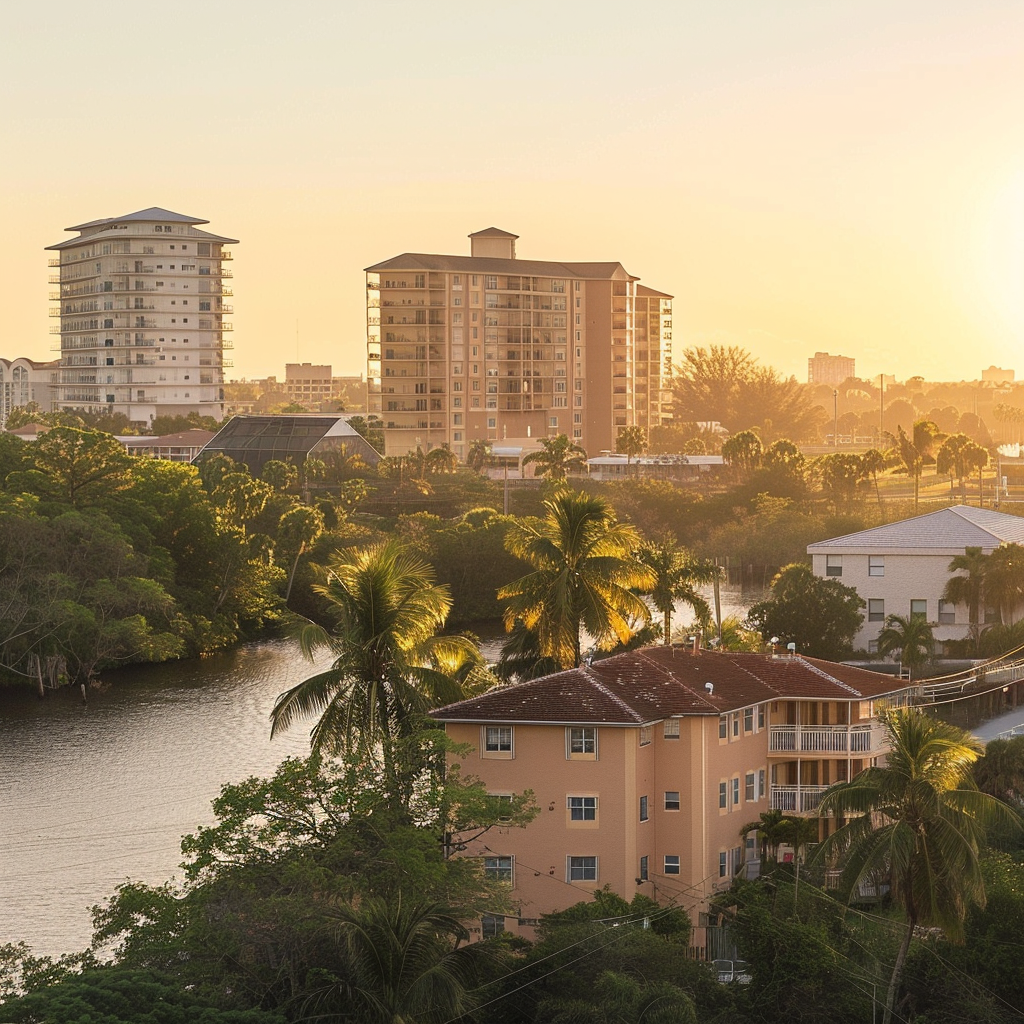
[283,364,368,412]
[0,357,58,429]
[47,207,236,425]
[433,647,909,942]
[807,351,855,385]
[366,229,672,458]
[809,505,1024,652]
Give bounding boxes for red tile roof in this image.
[431,647,909,725]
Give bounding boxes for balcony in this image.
[769,724,883,755]
[770,784,831,813]
[48,258,60,267]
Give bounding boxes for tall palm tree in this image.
[983,542,1024,625]
[277,504,325,601]
[943,546,989,650]
[859,447,887,508]
[522,434,588,481]
[739,808,791,867]
[270,540,483,794]
[309,896,488,1024]
[814,708,1021,1024]
[637,537,719,644]
[876,613,934,678]
[892,425,923,509]
[424,444,458,476]
[499,490,654,668]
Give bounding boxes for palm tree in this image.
[983,542,1024,625]
[309,896,488,1024]
[973,735,1024,807]
[637,537,719,645]
[859,447,887,508]
[498,490,654,668]
[277,504,325,602]
[892,425,923,509]
[522,434,588,481]
[739,808,791,867]
[943,546,989,650]
[814,708,1021,1024]
[270,540,483,795]
[466,438,492,473]
[876,613,934,678]
[424,444,458,476]
[616,425,647,476]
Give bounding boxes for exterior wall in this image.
[809,548,992,651]
[0,358,57,428]
[807,352,855,385]
[49,217,233,423]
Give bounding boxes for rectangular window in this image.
[639,855,649,881]
[484,726,512,754]
[719,851,728,877]
[732,714,739,737]
[826,554,843,577]
[758,769,766,800]
[732,778,740,806]
[911,599,927,620]
[639,796,649,822]
[567,727,597,758]
[719,782,727,808]
[568,856,597,881]
[758,704,765,729]
[639,725,652,746]
[745,772,755,801]
[568,796,597,821]
[868,556,885,577]
[868,599,885,622]
[665,791,680,811]
[719,716,728,739]
[483,856,513,883]
[481,913,505,938]
[664,855,680,875]
[663,719,679,740]
[938,600,955,624]
[744,707,754,733]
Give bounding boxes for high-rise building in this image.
[807,351,855,385]
[47,207,237,424]
[365,229,672,457]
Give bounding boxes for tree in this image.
[615,425,647,475]
[637,537,719,644]
[270,540,484,797]
[499,489,654,668]
[424,444,458,476]
[876,613,934,678]
[260,459,298,492]
[522,433,588,480]
[721,429,763,473]
[739,808,792,867]
[973,735,1024,808]
[816,452,866,509]
[982,542,1024,625]
[277,505,324,602]
[859,447,887,508]
[746,563,865,660]
[943,546,989,650]
[892,424,924,509]
[466,439,492,472]
[814,708,1022,1024]
[936,433,977,502]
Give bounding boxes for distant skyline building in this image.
[0,356,58,429]
[807,351,855,385]
[46,207,237,424]
[981,365,1014,384]
[365,228,673,457]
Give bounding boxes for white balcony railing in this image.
[769,724,884,755]
[770,784,831,813]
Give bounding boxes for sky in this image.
[2,0,1022,384]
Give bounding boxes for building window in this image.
[483,856,513,883]
[481,913,505,938]
[639,725,652,746]
[758,704,765,729]
[732,714,739,738]
[868,556,884,577]
[868,599,885,622]
[719,852,728,877]
[567,727,597,759]
[826,554,843,577]
[868,639,879,653]
[719,782,727,808]
[639,796,649,822]
[758,769,766,799]
[732,778,740,806]
[483,726,512,757]
[665,791,680,811]
[663,719,679,740]
[639,855,648,881]
[744,707,754,733]
[938,600,955,624]
[911,599,927,620]
[568,856,597,881]
[664,855,680,875]
[568,796,597,821]
[745,772,755,801]
[719,715,728,739]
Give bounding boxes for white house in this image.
[808,506,1024,652]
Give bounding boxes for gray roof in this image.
[66,207,209,231]
[808,506,1024,553]
[468,226,519,238]
[47,224,239,250]
[365,252,637,280]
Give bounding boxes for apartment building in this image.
[284,364,369,412]
[432,646,910,942]
[0,357,58,429]
[366,228,672,458]
[807,351,855,385]
[46,207,237,424]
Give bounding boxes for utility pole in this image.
[833,390,838,449]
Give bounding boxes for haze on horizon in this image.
[2,0,1021,386]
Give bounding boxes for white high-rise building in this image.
[47,207,237,424]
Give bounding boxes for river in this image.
[0,586,760,959]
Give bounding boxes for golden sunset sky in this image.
[2,0,1021,383]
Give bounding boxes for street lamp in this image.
[833,389,838,450]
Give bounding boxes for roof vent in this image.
[705,682,714,695]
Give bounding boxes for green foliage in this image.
[747,562,865,660]
[522,433,588,480]
[876,612,934,677]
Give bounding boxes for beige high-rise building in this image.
[807,351,855,385]
[47,207,237,424]
[365,229,672,458]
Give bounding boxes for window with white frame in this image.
[911,599,927,620]
[825,554,843,577]
[868,555,884,577]
[719,782,727,808]
[732,778,740,806]
[758,769,766,800]
[745,772,755,801]
[639,725,652,746]
[719,716,728,739]
[663,719,680,740]
[567,726,598,759]
[868,599,885,622]
[639,796,649,822]
[568,856,597,881]
[719,851,727,877]
[664,855,680,875]
[758,704,765,729]
[483,726,512,758]
[639,855,648,881]
[665,791,680,811]
[481,913,505,938]
[568,796,597,821]
[483,856,513,883]
[744,707,754,732]
[938,600,955,624]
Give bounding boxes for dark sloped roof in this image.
[432,648,907,725]
[636,284,673,299]
[66,207,209,231]
[469,227,519,238]
[365,252,637,280]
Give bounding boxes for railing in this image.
[769,724,881,754]
[770,784,831,812]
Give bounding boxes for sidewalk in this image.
[973,705,1024,742]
